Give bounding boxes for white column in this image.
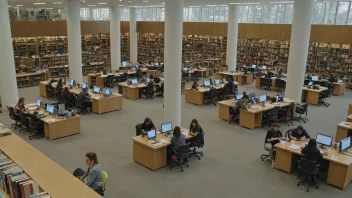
[226,4,241,72]
[110,6,121,72]
[285,0,314,102]
[129,8,138,64]
[164,0,183,126]
[66,0,83,83]
[16,7,20,20]
[90,8,94,20]
[0,0,19,107]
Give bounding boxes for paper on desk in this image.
[152,142,164,147]
[46,119,56,123]
[26,103,37,107]
[160,139,169,144]
[182,132,188,136]
[288,144,300,150]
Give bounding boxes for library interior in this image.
[1,0,352,197]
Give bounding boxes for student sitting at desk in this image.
[189,119,203,141]
[57,78,63,89]
[78,88,92,108]
[61,87,70,102]
[235,95,249,110]
[191,82,199,90]
[301,139,322,163]
[290,125,310,140]
[16,97,26,113]
[141,117,156,134]
[139,76,146,83]
[154,75,161,83]
[264,123,286,167]
[80,152,103,193]
[167,126,187,161]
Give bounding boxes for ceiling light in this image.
[16,5,23,7]
[88,5,96,6]
[98,3,107,4]
[143,1,149,2]
[53,2,62,4]
[128,1,131,2]
[270,1,293,3]
[161,3,165,5]
[46,8,54,9]
[120,0,122,1]
[34,3,46,5]
[205,5,217,6]
[118,5,124,6]
[189,6,201,7]
[230,2,260,4]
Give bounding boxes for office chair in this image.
[19,112,31,133]
[74,98,88,115]
[135,123,143,136]
[189,132,205,160]
[297,158,320,192]
[7,106,21,129]
[99,171,108,196]
[229,106,240,124]
[222,83,235,100]
[262,106,281,128]
[205,88,216,106]
[54,88,62,101]
[261,144,276,161]
[116,72,128,83]
[156,83,164,98]
[275,79,286,91]
[191,71,201,81]
[105,75,115,88]
[263,78,272,90]
[182,72,189,82]
[209,79,213,86]
[294,103,309,123]
[318,84,331,107]
[227,80,238,95]
[141,82,154,100]
[170,143,190,172]
[279,102,295,126]
[28,114,44,140]
[285,129,292,139]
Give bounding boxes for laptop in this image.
[147,130,157,140]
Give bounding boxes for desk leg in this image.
[335,126,349,143]
[238,76,243,85]
[219,104,230,121]
[256,79,261,88]
[307,91,319,105]
[274,149,293,173]
[134,142,166,171]
[97,78,105,88]
[327,162,352,190]
[240,111,260,129]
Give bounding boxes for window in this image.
[93,8,109,21]
[80,8,90,20]
[313,2,325,24]
[208,7,215,22]
[262,4,271,23]
[241,5,249,23]
[214,7,220,22]
[336,1,350,25]
[254,5,263,23]
[277,4,286,24]
[224,7,228,22]
[284,4,293,24]
[324,2,337,24]
[121,9,129,21]
[248,5,255,23]
[269,4,278,24]
[348,3,352,25]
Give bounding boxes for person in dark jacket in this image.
[290,125,311,140]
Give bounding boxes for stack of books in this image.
[0,152,50,198]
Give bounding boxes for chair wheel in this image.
[307,190,309,192]
[198,158,200,160]
[181,170,184,172]
[201,154,203,156]
[186,165,189,167]
[170,168,172,170]
[297,184,299,186]
[316,186,318,189]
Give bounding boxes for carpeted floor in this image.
[0,77,351,198]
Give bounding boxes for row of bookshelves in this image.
[16,73,46,88]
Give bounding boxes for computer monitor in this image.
[155,62,159,66]
[36,100,42,107]
[183,67,188,71]
[259,94,267,103]
[70,80,75,87]
[240,67,245,72]
[147,130,157,139]
[132,78,138,85]
[252,65,256,69]
[146,77,150,83]
[339,137,351,152]
[81,82,88,89]
[316,133,333,147]
[58,103,65,113]
[308,81,313,86]
[93,86,101,93]
[122,61,127,67]
[278,93,284,102]
[283,74,288,78]
[312,76,319,81]
[214,80,220,85]
[46,104,55,114]
[262,66,267,70]
[236,94,244,100]
[105,88,112,96]
[203,80,211,87]
[161,122,173,134]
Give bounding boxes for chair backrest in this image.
[19,113,28,125]
[7,106,14,118]
[101,171,108,191]
[176,144,190,157]
[147,83,154,93]
[285,129,292,138]
[107,75,114,81]
[269,106,280,119]
[301,103,308,112]
[209,88,216,99]
[135,123,143,136]
[298,158,318,172]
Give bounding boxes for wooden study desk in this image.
[256,77,287,91]
[275,140,352,190]
[349,104,352,116]
[188,68,210,78]
[215,72,238,81]
[0,132,102,198]
[146,70,161,77]
[69,89,123,114]
[332,82,346,96]
[217,99,295,129]
[39,81,77,98]
[118,82,147,100]
[335,122,352,142]
[236,73,253,85]
[41,115,81,140]
[131,128,192,171]
[302,86,328,105]
[185,84,226,105]
[347,115,352,123]
[88,74,106,88]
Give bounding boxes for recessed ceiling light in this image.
[189,6,201,7]
[16,5,23,7]
[230,2,260,4]
[119,0,122,1]
[161,2,165,4]
[270,1,293,3]
[128,1,131,2]
[53,2,62,4]
[46,8,54,9]
[88,5,96,6]
[34,3,46,5]
[118,5,124,6]
[97,3,107,4]
[143,1,149,2]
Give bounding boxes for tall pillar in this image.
[164,0,183,126]
[0,0,19,107]
[226,4,241,72]
[110,6,121,72]
[285,0,314,102]
[66,0,83,83]
[129,8,138,64]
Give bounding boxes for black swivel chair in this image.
[141,82,154,100]
[105,75,115,88]
[263,78,272,90]
[7,106,21,129]
[285,129,292,139]
[189,132,204,160]
[294,103,309,123]
[222,83,235,100]
[205,88,216,106]
[156,83,164,98]
[261,144,276,161]
[182,72,190,82]
[28,114,44,140]
[229,106,240,124]
[135,123,143,136]
[275,79,286,91]
[262,106,281,128]
[191,71,201,81]
[279,102,295,126]
[75,98,88,115]
[19,112,30,133]
[169,143,190,172]
[297,158,320,192]
[116,72,128,83]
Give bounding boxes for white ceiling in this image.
[7,0,333,8]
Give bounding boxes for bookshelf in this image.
[138,33,164,63]
[0,127,102,198]
[16,73,46,88]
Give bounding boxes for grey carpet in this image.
[0,77,351,198]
